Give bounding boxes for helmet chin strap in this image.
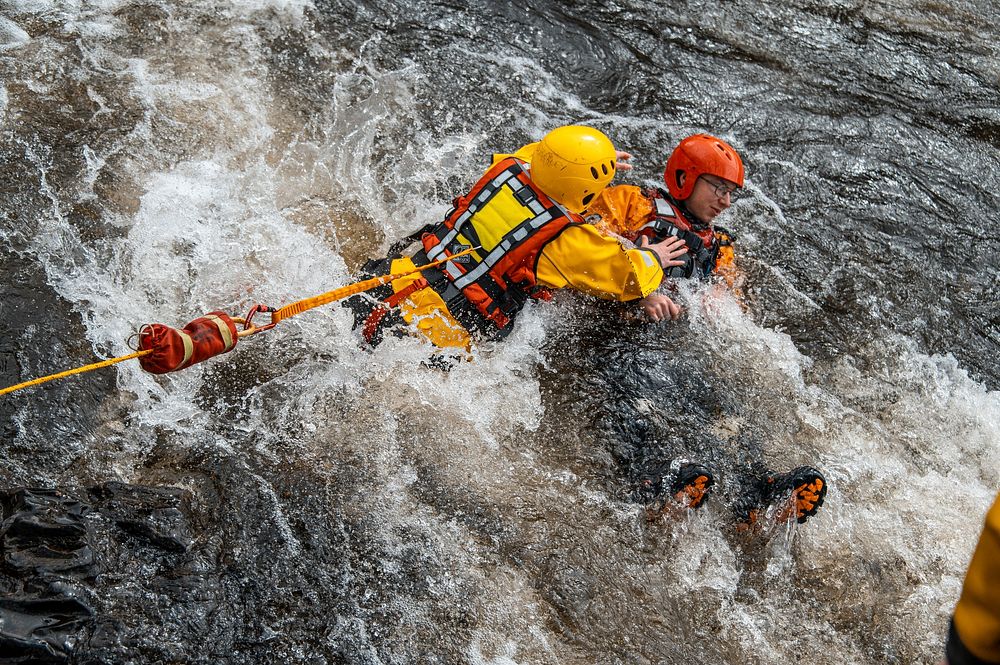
[662,187,711,231]
[679,202,710,230]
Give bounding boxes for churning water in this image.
[1,0,998,663]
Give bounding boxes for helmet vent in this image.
[716,144,733,161]
[590,166,599,179]
[601,163,608,175]
[582,193,595,206]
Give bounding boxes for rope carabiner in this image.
[240,305,278,337]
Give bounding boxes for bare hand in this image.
[615,151,633,171]
[638,235,688,269]
[641,293,682,322]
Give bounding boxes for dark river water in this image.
[1,0,998,663]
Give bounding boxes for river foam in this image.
[1,1,996,663]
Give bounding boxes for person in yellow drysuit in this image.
[586,133,745,322]
[346,125,688,349]
[945,493,1000,664]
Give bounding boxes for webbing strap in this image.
[271,247,478,325]
[361,307,391,343]
[360,277,430,343]
[386,277,429,307]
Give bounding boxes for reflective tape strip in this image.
[642,220,681,237]
[205,314,235,351]
[653,198,676,218]
[426,228,459,262]
[177,331,194,369]
[445,261,463,280]
[454,250,500,289]
[453,209,473,230]
[529,210,553,228]
[491,168,518,189]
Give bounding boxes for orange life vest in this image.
[635,188,734,279]
[413,156,581,338]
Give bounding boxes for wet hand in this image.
[638,235,687,269]
[615,151,633,171]
[640,293,682,322]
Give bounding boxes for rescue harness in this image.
[636,188,734,279]
[356,156,579,344]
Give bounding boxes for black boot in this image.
[736,466,827,530]
[635,460,715,514]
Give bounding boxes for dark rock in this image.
[88,482,193,553]
[0,489,94,576]
[0,596,93,663]
[0,483,198,663]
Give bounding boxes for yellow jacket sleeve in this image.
[535,223,663,301]
[949,493,1000,664]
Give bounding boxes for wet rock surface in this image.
[0,483,193,663]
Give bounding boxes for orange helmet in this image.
[664,134,744,200]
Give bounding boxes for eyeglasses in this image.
[701,176,741,200]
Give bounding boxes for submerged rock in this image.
[0,17,30,51]
[0,483,195,663]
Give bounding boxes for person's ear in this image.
[678,172,687,189]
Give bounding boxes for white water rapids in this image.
[0,1,997,663]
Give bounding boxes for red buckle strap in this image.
[361,278,430,344]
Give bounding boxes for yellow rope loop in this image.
[271,245,480,324]
[0,349,153,397]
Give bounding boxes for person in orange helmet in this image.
[586,133,745,322]
[591,135,828,528]
[944,492,1000,665]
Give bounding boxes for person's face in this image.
[682,174,740,224]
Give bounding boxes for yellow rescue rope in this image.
[272,273,409,323]
[0,350,153,397]
[0,246,478,397]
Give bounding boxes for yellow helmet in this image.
[530,125,617,213]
